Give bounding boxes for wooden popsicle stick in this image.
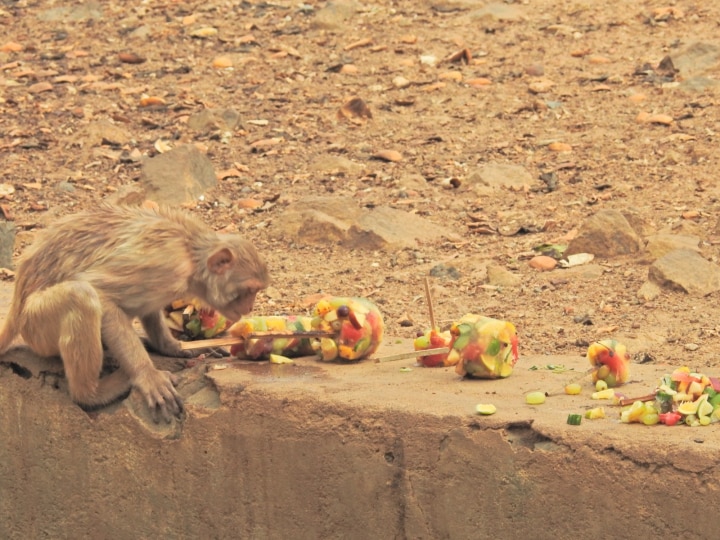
[180,336,244,350]
[374,347,450,364]
[423,277,437,330]
[178,330,336,351]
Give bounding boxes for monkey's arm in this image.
[102,303,183,422]
[141,311,189,357]
[141,311,229,358]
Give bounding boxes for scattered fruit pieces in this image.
[567,414,582,425]
[564,383,582,395]
[269,354,294,365]
[591,388,616,400]
[475,404,497,416]
[526,391,546,405]
[584,407,606,420]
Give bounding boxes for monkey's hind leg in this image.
[21,281,132,407]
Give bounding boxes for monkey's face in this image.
[218,284,262,322]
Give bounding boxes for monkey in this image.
[0,204,268,421]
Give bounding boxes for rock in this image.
[486,264,521,287]
[429,264,460,280]
[308,155,364,176]
[0,222,15,269]
[667,42,720,79]
[270,196,455,250]
[470,3,526,22]
[81,120,132,147]
[565,210,642,257]
[187,108,241,133]
[637,281,661,302]
[106,184,147,206]
[529,255,557,271]
[644,234,700,260]
[467,163,533,190]
[140,145,217,206]
[37,2,103,22]
[311,0,358,31]
[648,249,720,297]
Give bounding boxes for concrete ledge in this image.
[1,340,718,539]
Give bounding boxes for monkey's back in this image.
[15,205,214,311]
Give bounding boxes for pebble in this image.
[373,150,403,162]
[528,79,555,93]
[212,56,233,69]
[529,255,558,271]
[393,76,411,89]
[685,343,699,351]
[548,142,572,152]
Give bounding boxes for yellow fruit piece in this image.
[269,354,294,365]
[591,388,616,400]
[475,403,497,415]
[696,395,713,419]
[677,400,699,416]
[564,383,582,395]
[627,401,646,422]
[526,391,546,405]
[584,407,606,419]
[595,380,608,392]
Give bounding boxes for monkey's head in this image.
[203,238,269,322]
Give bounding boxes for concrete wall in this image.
[1,358,719,540]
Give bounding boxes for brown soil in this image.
[2,0,720,373]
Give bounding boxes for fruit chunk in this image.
[526,391,546,405]
[584,407,606,419]
[591,388,616,400]
[564,383,582,395]
[475,404,497,415]
[567,414,582,425]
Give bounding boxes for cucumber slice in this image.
[567,414,582,425]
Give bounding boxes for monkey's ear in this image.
[207,247,234,275]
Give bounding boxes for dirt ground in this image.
[2,0,720,373]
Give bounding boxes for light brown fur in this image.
[0,205,268,420]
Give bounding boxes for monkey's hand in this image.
[133,366,184,423]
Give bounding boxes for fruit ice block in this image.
[227,296,384,362]
[451,314,519,379]
[312,296,384,361]
[228,315,317,359]
[413,329,455,367]
[587,339,630,388]
[165,299,229,340]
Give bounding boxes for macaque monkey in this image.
[0,205,268,421]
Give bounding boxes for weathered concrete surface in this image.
[0,283,718,539]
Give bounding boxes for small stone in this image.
[548,142,572,152]
[1,42,23,53]
[466,77,492,87]
[525,63,544,76]
[28,82,53,94]
[684,343,699,351]
[528,79,555,93]
[339,64,358,74]
[373,150,403,162]
[118,52,146,64]
[392,76,411,89]
[529,255,557,271]
[438,71,462,82]
[212,56,233,69]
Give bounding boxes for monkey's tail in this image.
[74,369,133,410]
